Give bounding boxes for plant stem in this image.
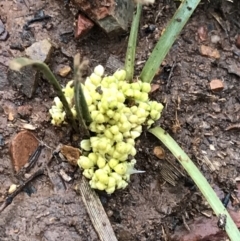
[140,0,201,83]
[9,58,78,132]
[149,127,240,241]
[125,4,142,82]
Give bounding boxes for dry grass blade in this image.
[77,177,118,241]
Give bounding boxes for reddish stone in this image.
[72,0,113,21]
[210,79,224,92]
[75,14,94,39]
[197,26,208,41]
[9,131,39,172]
[72,0,134,34]
[17,105,32,118]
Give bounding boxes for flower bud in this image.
[95,169,109,184]
[97,156,106,168]
[114,163,127,175]
[116,92,125,103]
[83,168,94,179]
[131,82,141,90]
[108,177,116,188]
[139,92,148,102]
[94,65,104,77]
[105,186,115,194]
[54,97,63,109]
[110,172,122,183]
[113,69,126,81]
[88,153,98,164]
[78,156,94,169]
[112,150,122,159]
[116,180,128,189]
[141,82,151,93]
[130,106,138,114]
[131,130,141,139]
[80,139,91,151]
[110,125,119,135]
[108,158,119,169]
[125,89,134,97]
[150,109,159,120]
[95,181,107,190]
[106,109,114,118]
[113,113,121,122]
[121,82,130,92]
[95,113,105,123]
[113,132,123,142]
[90,73,102,86]
[129,115,138,124]
[119,154,128,162]
[102,164,111,173]
[139,102,150,111]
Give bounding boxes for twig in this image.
[0,169,44,213]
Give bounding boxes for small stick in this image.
[0,169,44,213]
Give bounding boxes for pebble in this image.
[17,105,32,118]
[75,14,94,39]
[211,35,221,44]
[58,65,72,77]
[8,66,39,98]
[153,146,165,159]
[25,39,53,63]
[200,45,220,59]
[72,0,134,34]
[9,130,39,172]
[210,79,224,92]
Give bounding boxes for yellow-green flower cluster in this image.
[49,81,77,125]
[49,65,164,194]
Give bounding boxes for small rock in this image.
[211,35,221,44]
[9,131,39,172]
[17,105,32,118]
[60,145,81,166]
[210,79,224,92]
[25,39,53,63]
[75,14,94,39]
[72,0,134,34]
[8,66,40,98]
[106,55,124,73]
[150,84,160,93]
[211,102,221,113]
[22,123,37,130]
[200,45,220,59]
[153,146,165,159]
[236,35,240,49]
[59,169,72,182]
[8,184,18,194]
[58,65,72,77]
[197,26,208,41]
[2,100,17,121]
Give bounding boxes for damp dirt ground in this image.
[1,0,240,240]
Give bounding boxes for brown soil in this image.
[1,0,240,240]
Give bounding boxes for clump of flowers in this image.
[49,65,163,194]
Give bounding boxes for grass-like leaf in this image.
[149,126,240,240]
[125,4,142,82]
[140,0,201,83]
[9,58,78,132]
